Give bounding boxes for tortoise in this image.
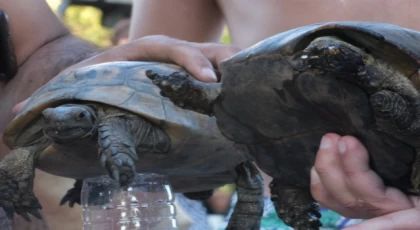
[146,21,420,229]
[0,61,265,229]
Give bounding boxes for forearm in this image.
[0,34,98,131]
[130,0,225,42]
[1,0,70,66]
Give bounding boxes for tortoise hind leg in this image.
[368,90,420,191]
[270,179,321,230]
[98,112,170,187]
[226,161,264,230]
[60,180,83,208]
[146,70,221,115]
[0,145,45,221]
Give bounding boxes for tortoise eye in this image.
[78,112,85,119]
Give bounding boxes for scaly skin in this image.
[0,142,49,221]
[270,181,321,230]
[226,161,264,230]
[146,70,221,115]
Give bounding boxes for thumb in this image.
[344,208,420,230]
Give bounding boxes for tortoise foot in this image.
[146,70,220,115]
[60,180,83,208]
[98,123,138,188]
[0,168,42,222]
[0,175,42,222]
[0,147,42,222]
[270,181,321,230]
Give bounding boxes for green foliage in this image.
[48,0,230,47]
[220,27,231,44]
[62,6,113,47]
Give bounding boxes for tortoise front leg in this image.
[226,161,264,230]
[146,70,221,115]
[270,180,321,230]
[98,114,170,187]
[0,145,44,222]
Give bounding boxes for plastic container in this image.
[81,173,178,230]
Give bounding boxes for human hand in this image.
[60,35,239,82]
[13,35,240,115]
[310,133,420,230]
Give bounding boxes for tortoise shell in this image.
[3,61,246,192]
[217,21,420,190]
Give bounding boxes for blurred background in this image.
[46,0,230,47]
[44,1,234,229]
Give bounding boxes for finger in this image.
[55,35,219,82]
[311,136,357,216]
[194,42,240,68]
[314,135,414,218]
[137,36,239,82]
[58,35,236,83]
[12,98,29,116]
[313,133,355,206]
[340,136,385,197]
[116,35,222,82]
[167,44,218,82]
[340,136,413,214]
[137,35,219,82]
[344,208,420,230]
[310,166,338,207]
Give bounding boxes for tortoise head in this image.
[301,36,366,74]
[42,104,97,141]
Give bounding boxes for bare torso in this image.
[218,0,420,48]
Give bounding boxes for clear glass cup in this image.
[81,173,178,230]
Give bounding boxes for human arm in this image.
[129,0,225,43]
[2,0,72,67]
[311,133,420,230]
[0,0,99,135]
[0,0,98,140]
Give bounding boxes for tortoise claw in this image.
[28,209,42,220]
[0,153,42,223]
[60,187,81,208]
[112,169,120,185]
[17,211,31,222]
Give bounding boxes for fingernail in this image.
[338,140,347,154]
[319,135,332,149]
[201,68,217,82]
[311,167,320,185]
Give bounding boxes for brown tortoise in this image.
[1,61,264,229]
[146,21,420,229]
